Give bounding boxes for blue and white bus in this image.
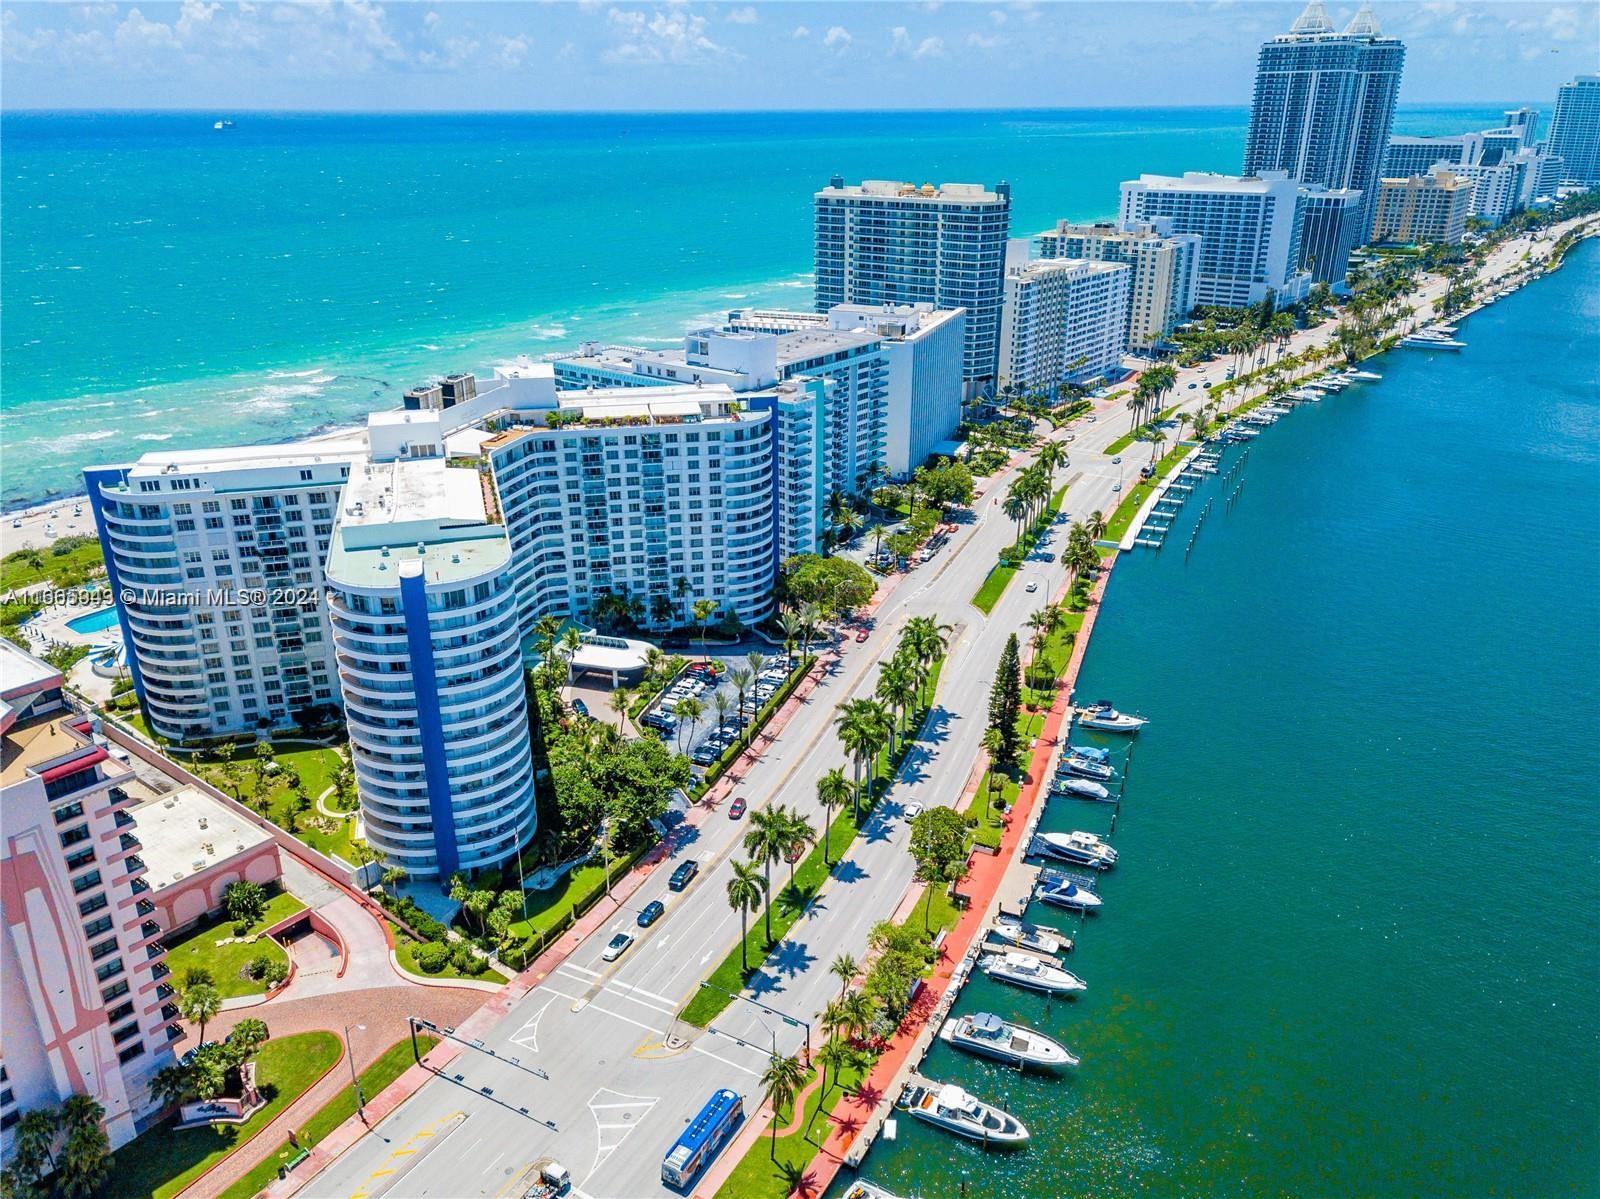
[661,1088,743,1189]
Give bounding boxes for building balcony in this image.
[150,961,169,981]
[165,1024,183,1041]
[155,982,175,1001]
[161,1002,180,1022]
[145,942,165,961]
[120,832,141,854]
[136,897,156,918]
[125,854,147,878]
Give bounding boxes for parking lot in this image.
[637,645,797,770]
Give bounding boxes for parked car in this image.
[668,861,700,891]
[855,628,869,643]
[784,842,805,864]
[602,931,635,961]
[571,698,589,717]
[637,900,666,928]
[728,796,747,819]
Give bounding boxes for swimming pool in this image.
[65,606,121,636]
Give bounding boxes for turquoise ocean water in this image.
[1,104,1516,506]
[844,240,1600,1198]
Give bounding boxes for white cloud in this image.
[822,24,851,50]
[496,32,531,68]
[603,7,736,65]
[1543,5,1583,41]
[791,25,810,39]
[890,26,945,60]
[966,32,1004,50]
[726,6,757,25]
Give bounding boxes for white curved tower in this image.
[326,413,535,878]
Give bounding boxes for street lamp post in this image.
[343,1023,367,1121]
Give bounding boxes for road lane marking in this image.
[537,983,762,1076]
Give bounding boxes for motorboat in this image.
[1034,830,1118,870]
[940,1011,1079,1070]
[1400,331,1465,350]
[1034,872,1104,912]
[1059,753,1115,782]
[1077,702,1147,734]
[898,1082,1030,1145]
[1348,370,1382,381]
[1053,775,1112,801]
[979,951,1087,995]
[843,1184,912,1199]
[990,913,1068,955]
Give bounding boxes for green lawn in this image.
[714,1044,870,1199]
[192,743,357,864]
[1,535,106,593]
[683,662,943,1029]
[163,891,307,999]
[392,933,508,984]
[1104,402,1182,456]
[215,1035,440,1199]
[107,1031,341,1199]
[1103,445,1192,544]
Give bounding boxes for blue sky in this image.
[2,2,1594,111]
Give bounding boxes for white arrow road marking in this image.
[584,1089,659,1183]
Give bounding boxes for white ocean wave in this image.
[134,434,174,442]
[27,429,119,454]
[528,323,569,341]
[267,367,329,380]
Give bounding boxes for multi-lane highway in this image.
[304,224,1579,1199]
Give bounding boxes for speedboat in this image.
[990,913,1068,955]
[898,1082,1030,1145]
[1400,331,1465,350]
[1053,775,1112,801]
[1348,370,1382,381]
[1077,702,1147,734]
[940,1011,1079,1070]
[1034,830,1118,870]
[1034,872,1104,912]
[1059,753,1115,783]
[979,951,1087,996]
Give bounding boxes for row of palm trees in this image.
[1000,440,1068,550]
[721,615,953,983]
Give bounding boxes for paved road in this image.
[302,223,1584,1199]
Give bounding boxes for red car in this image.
[728,797,747,820]
[854,628,869,643]
[784,842,805,864]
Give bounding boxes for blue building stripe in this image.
[399,568,459,879]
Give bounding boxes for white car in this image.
[1025,580,1039,593]
[602,931,635,962]
[903,802,924,820]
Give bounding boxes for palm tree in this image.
[674,696,703,753]
[11,1106,60,1181]
[1002,491,1028,547]
[839,989,877,1043]
[778,807,816,894]
[760,1053,808,1158]
[180,982,222,1045]
[728,666,754,729]
[608,686,631,731]
[57,1094,110,1199]
[776,611,805,664]
[743,809,787,945]
[1086,510,1107,542]
[836,700,881,824]
[725,860,766,973]
[815,1038,852,1109]
[875,660,917,754]
[860,701,892,795]
[691,599,716,661]
[981,725,1007,813]
[820,996,850,1046]
[379,864,408,896]
[816,768,850,865]
[712,689,731,738]
[829,952,858,998]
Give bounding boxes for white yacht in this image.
[1077,702,1147,733]
[990,913,1068,955]
[844,1184,912,1199]
[1034,830,1118,870]
[1060,752,1115,782]
[1053,775,1112,801]
[940,1012,1079,1070]
[1035,872,1104,912]
[898,1082,1030,1146]
[979,950,1087,996]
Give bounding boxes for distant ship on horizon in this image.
[213,119,235,131]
